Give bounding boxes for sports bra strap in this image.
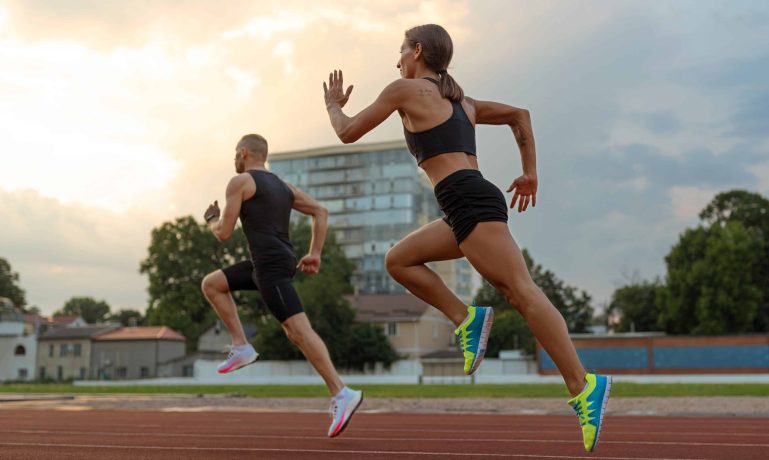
[422,77,440,85]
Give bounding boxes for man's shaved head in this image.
[237,134,268,158]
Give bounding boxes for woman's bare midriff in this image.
[420,152,480,186]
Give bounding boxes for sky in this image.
[0,0,767,316]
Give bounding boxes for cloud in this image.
[747,160,769,194]
[729,90,769,139]
[668,185,720,223]
[0,188,163,313]
[642,111,682,135]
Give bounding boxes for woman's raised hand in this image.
[323,69,354,109]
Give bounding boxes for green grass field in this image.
[2,383,769,398]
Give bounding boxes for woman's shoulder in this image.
[382,78,416,93]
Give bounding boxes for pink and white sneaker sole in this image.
[217,352,259,374]
[328,392,364,438]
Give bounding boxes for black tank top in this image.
[240,170,295,264]
[403,77,477,165]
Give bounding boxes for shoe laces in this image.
[222,345,236,360]
[329,400,340,418]
[456,328,474,351]
[572,401,591,426]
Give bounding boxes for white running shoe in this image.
[217,344,258,374]
[327,388,363,438]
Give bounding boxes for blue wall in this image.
[539,347,648,371]
[654,345,769,369]
[539,342,769,372]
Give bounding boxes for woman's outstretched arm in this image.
[324,69,405,143]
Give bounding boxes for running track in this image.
[1,409,768,459]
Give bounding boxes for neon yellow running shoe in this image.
[568,372,612,452]
[454,305,494,375]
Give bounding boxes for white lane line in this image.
[1,430,766,448]
[308,427,769,438]
[0,442,707,459]
[5,424,769,439]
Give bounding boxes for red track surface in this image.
[1,409,768,459]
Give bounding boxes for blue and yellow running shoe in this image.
[568,372,612,452]
[454,305,494,375]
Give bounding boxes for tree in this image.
[345,323,399,370]
[657,190,769,335]
[110,309,146,327]
[699,190,769,332]
[699,190,769,231]
[661,221,764,334]
[0,257,26,309]
[55,296,111,324]
[474,249,594,356]
[607,279,665,333]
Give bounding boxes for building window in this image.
[385,322,398,337]
[182,365,194,377]
[49,344,54,357]
[57,366,63,381]
[18,368,28,380]
[116,367,127,378]
[140,367,150,378]
[59,344,68,357]
[79,368,87,380]
[14,345,25,356]
[73,344,82,357]
[39,367,46,380]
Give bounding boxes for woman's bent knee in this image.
[384,248,401,275]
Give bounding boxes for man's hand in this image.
[323,69,354,109]
[204,200,220,223]
[507,174,538,213]
[297,253,321,275]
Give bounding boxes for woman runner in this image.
[321,24,611,452]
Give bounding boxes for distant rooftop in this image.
[24,314,83,326]
[345,293,430,322]
[38,325,119,340]
[51,315,82,325]
[270,140,407,160]
[93,326,186,342]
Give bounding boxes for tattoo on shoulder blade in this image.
[418,88,433,97]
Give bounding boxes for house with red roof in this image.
[90,326,186,380]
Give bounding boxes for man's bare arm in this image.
[206,175,246,241]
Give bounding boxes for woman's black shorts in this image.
[434,169,509,244]
[221,260,303,323]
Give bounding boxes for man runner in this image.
[200,133,362,438]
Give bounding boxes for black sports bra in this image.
[403,77,476,165]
